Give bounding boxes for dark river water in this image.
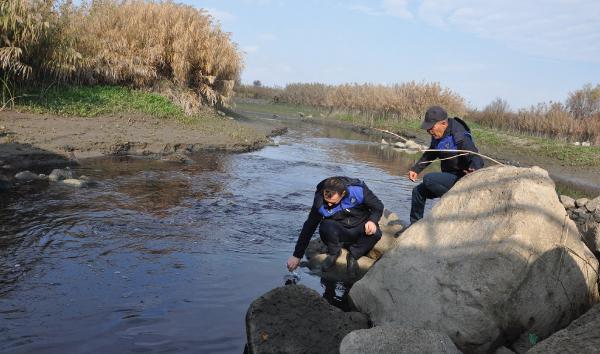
[0,118,425,353]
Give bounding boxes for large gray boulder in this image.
[340,324,461,354]
[527,303,600,353]
[349,166,599,353]
[246,284,369,354]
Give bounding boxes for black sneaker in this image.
[321,250,341,271]
[346,252,358,278]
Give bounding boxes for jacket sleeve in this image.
[455,133,484,170]
[293,205,322,259]
[410,139,437,173]
[363,184,384,224]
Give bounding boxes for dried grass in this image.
[0,0,243,108]
[237,81,466,122]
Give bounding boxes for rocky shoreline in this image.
[245,166,600,354]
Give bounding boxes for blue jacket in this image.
[411,118,484,176]
[292,177,384,258]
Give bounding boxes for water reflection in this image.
[0,117,428,353]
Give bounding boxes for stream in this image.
[0,117,427,353]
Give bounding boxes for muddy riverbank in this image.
[0,111,273,172]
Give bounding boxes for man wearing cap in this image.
[407,106,484,224]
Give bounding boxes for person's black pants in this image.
[410,172,460,224]
[319,219,381,259]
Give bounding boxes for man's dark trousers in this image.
[319,219,381,259]
[410,172,460,224]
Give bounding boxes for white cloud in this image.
[350,0,600,62]
[205,8,235,23]
[416,0,600,62]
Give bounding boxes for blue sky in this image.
[183,0,600,109]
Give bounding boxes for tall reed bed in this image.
[0,0,243,109]
[238,81,466,124]
[468,84,600,145]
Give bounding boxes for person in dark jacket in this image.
[286,176,384,277]
[408,106,484,224]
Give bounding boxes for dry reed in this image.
[0,0,243,108]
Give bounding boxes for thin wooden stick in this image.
[373,128,410,142]
[418,152,470,164]
[374,127,506,166]
[419,149,506,166]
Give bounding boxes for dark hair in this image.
[323,177,345,198]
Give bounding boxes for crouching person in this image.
[286,176,384,277]
[408,105,484,224]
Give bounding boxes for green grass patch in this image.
[16,85,187,120]
[234,100,322,117]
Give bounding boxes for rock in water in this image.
[15,171,40,181]
[246,284,369,354]
[49,168,74,182]
[349,166,599,353]
[527,304,600,353]
[340,324,461,354]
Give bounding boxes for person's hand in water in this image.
[364,221,377,235]
[287,256,300,271]
[408,170,418,182]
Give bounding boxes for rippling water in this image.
[0,118,427,353]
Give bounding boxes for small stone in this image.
[2,164,13,170]
[393,141,406,148]
[15,171,40,181]
[405,140,421,150]
[575,198,589,208]
[49,168,74,182]
[585,196,600,213]
[581,141,591,147]
[61,179,87,188]
[298,112,305,117]
[559,195,576,209]
[37,174,48,181]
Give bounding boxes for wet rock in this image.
[575,198,589,208]
[349,166,599,353]
[246,284,369,354]
[15,171,41,181]
[585,196,600,213]
[527,304,600,353]
[495,347,516,354]
[340,324,460,354]
[37,174,48,181]
[404,140,421,150]
[267,127,288,137]
[49,168,74,182]
[60,179,87,188]
[1,164,13,170]
[393,141,406,148]
[559,195,575,209]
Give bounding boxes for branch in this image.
[373,128,410,143]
